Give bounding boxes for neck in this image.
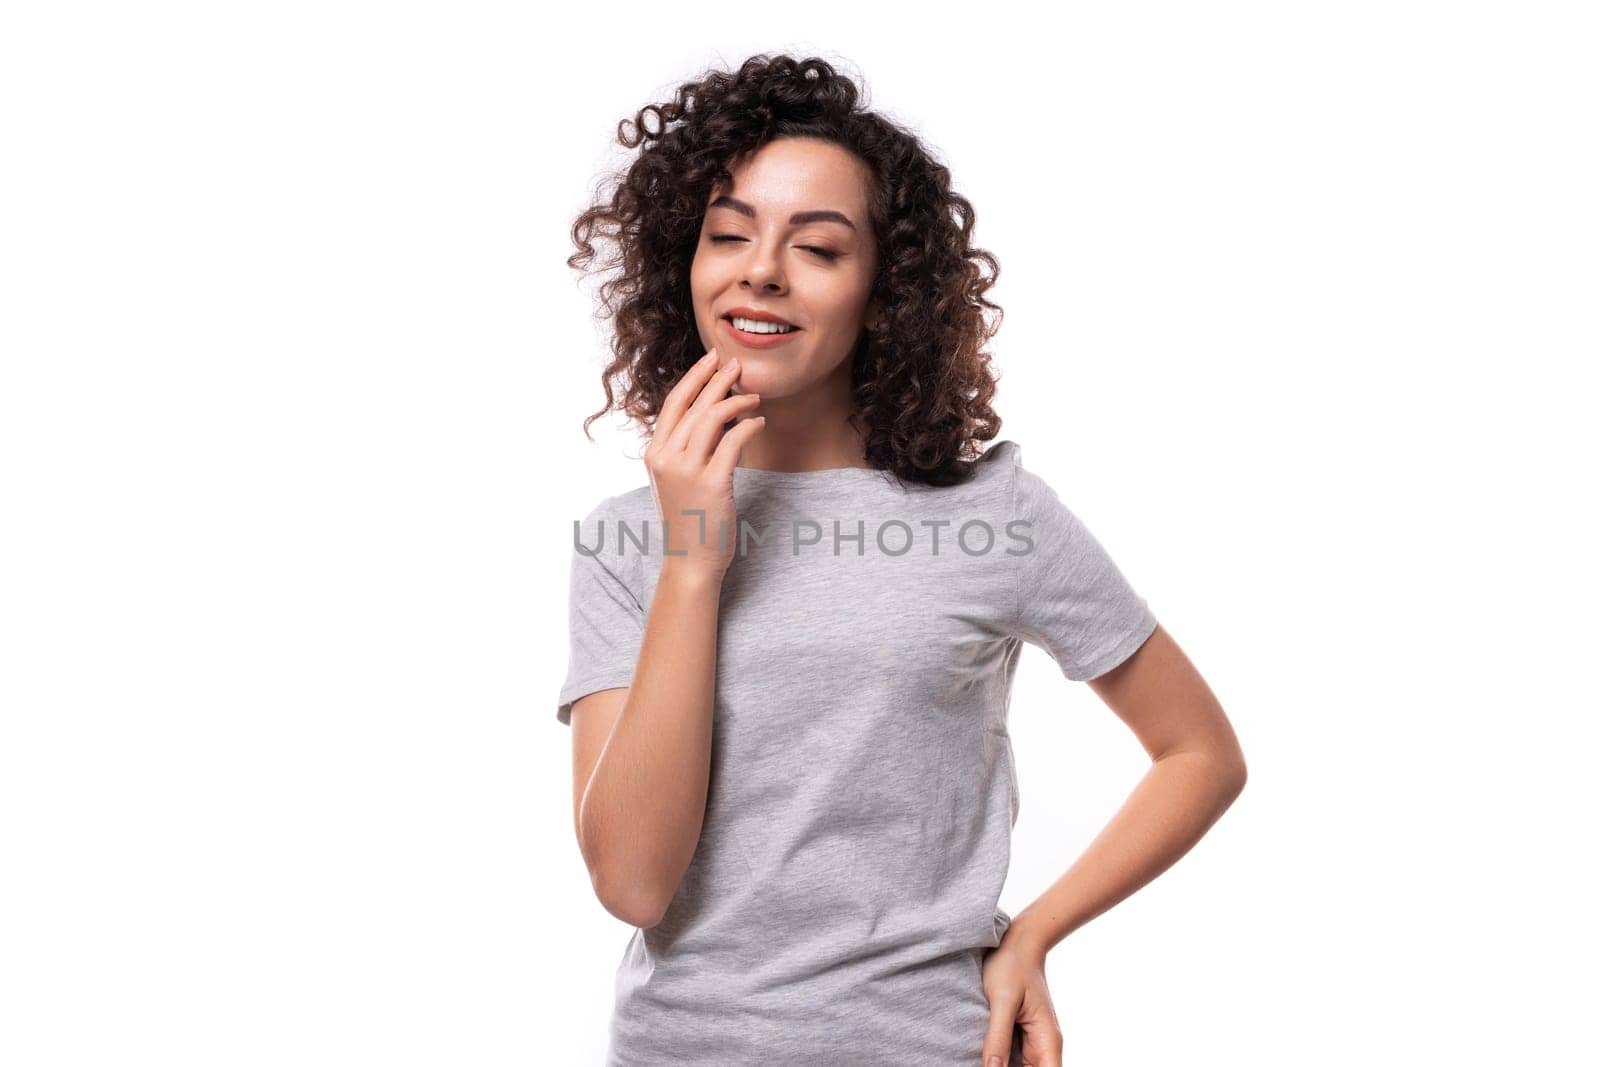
[730,369,871,472]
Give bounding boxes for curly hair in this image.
[568,53,1004,488]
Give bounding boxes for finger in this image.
[704,413,766,484]
[684,393,761,462]
[665,355,742,453]
[1026,1028,1063,1067]
[1021,1015,1065,1067]
[651,349,720,448]
[980,1002,1018,1067]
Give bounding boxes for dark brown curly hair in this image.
[568,53,1004,488]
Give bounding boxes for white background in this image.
[3,2,1596,1064]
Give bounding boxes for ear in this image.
[863,298,881,332]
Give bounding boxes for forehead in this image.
[709,138,872,219]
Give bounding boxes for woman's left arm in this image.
[1008,622,1246,955]
[980,623,1245,1067]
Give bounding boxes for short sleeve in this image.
[1007,451,1158,682]
[557,494,646,725]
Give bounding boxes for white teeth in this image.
[730,316,796,334]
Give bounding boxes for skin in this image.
[570,135,1248,1067]
[688,135,882,472]
[570,137,886,931]
[570,352,758,928]
[979,630,1246,1067]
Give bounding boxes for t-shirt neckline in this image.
[732,464,890,488]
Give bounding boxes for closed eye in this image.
[709,235,840,261]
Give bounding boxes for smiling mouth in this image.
[723,316,803,340]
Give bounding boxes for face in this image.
[690,137,880,401]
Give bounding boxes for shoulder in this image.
[611,483,654,516]
[975,438,1048,505]
[978,438,1023,474]
[990,440,1087,536]
[574,484,653,527]
[918,437,1019,496]
[568,488,654,581]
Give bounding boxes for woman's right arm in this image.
[570,348,762,928]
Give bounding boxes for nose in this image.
[740,241,787,294]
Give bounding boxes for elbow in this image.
[1205,726,1248,800]
[592,865,668,930]
[576,800,687,930]
[1222,751,1248,800]
[579,823,670,928]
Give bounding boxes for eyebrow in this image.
[707,195,858,232]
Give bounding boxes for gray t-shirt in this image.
[557,439,1157,1066]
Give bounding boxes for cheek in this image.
[688,260,729,319]
[688,250,713,292]
[821,278,871,320]
[811,302,859,335]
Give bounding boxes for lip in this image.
[723,306,797,327]
[721,315,802,349]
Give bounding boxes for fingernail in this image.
[727,357,740,371]
[701,350,717,363]
[988,1057,1001,1067]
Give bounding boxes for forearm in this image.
[1005,748,1247,958]
[580,562,723,922]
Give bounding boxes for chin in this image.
[732,375,792,399]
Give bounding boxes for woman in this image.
[558,54,1246,1067]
